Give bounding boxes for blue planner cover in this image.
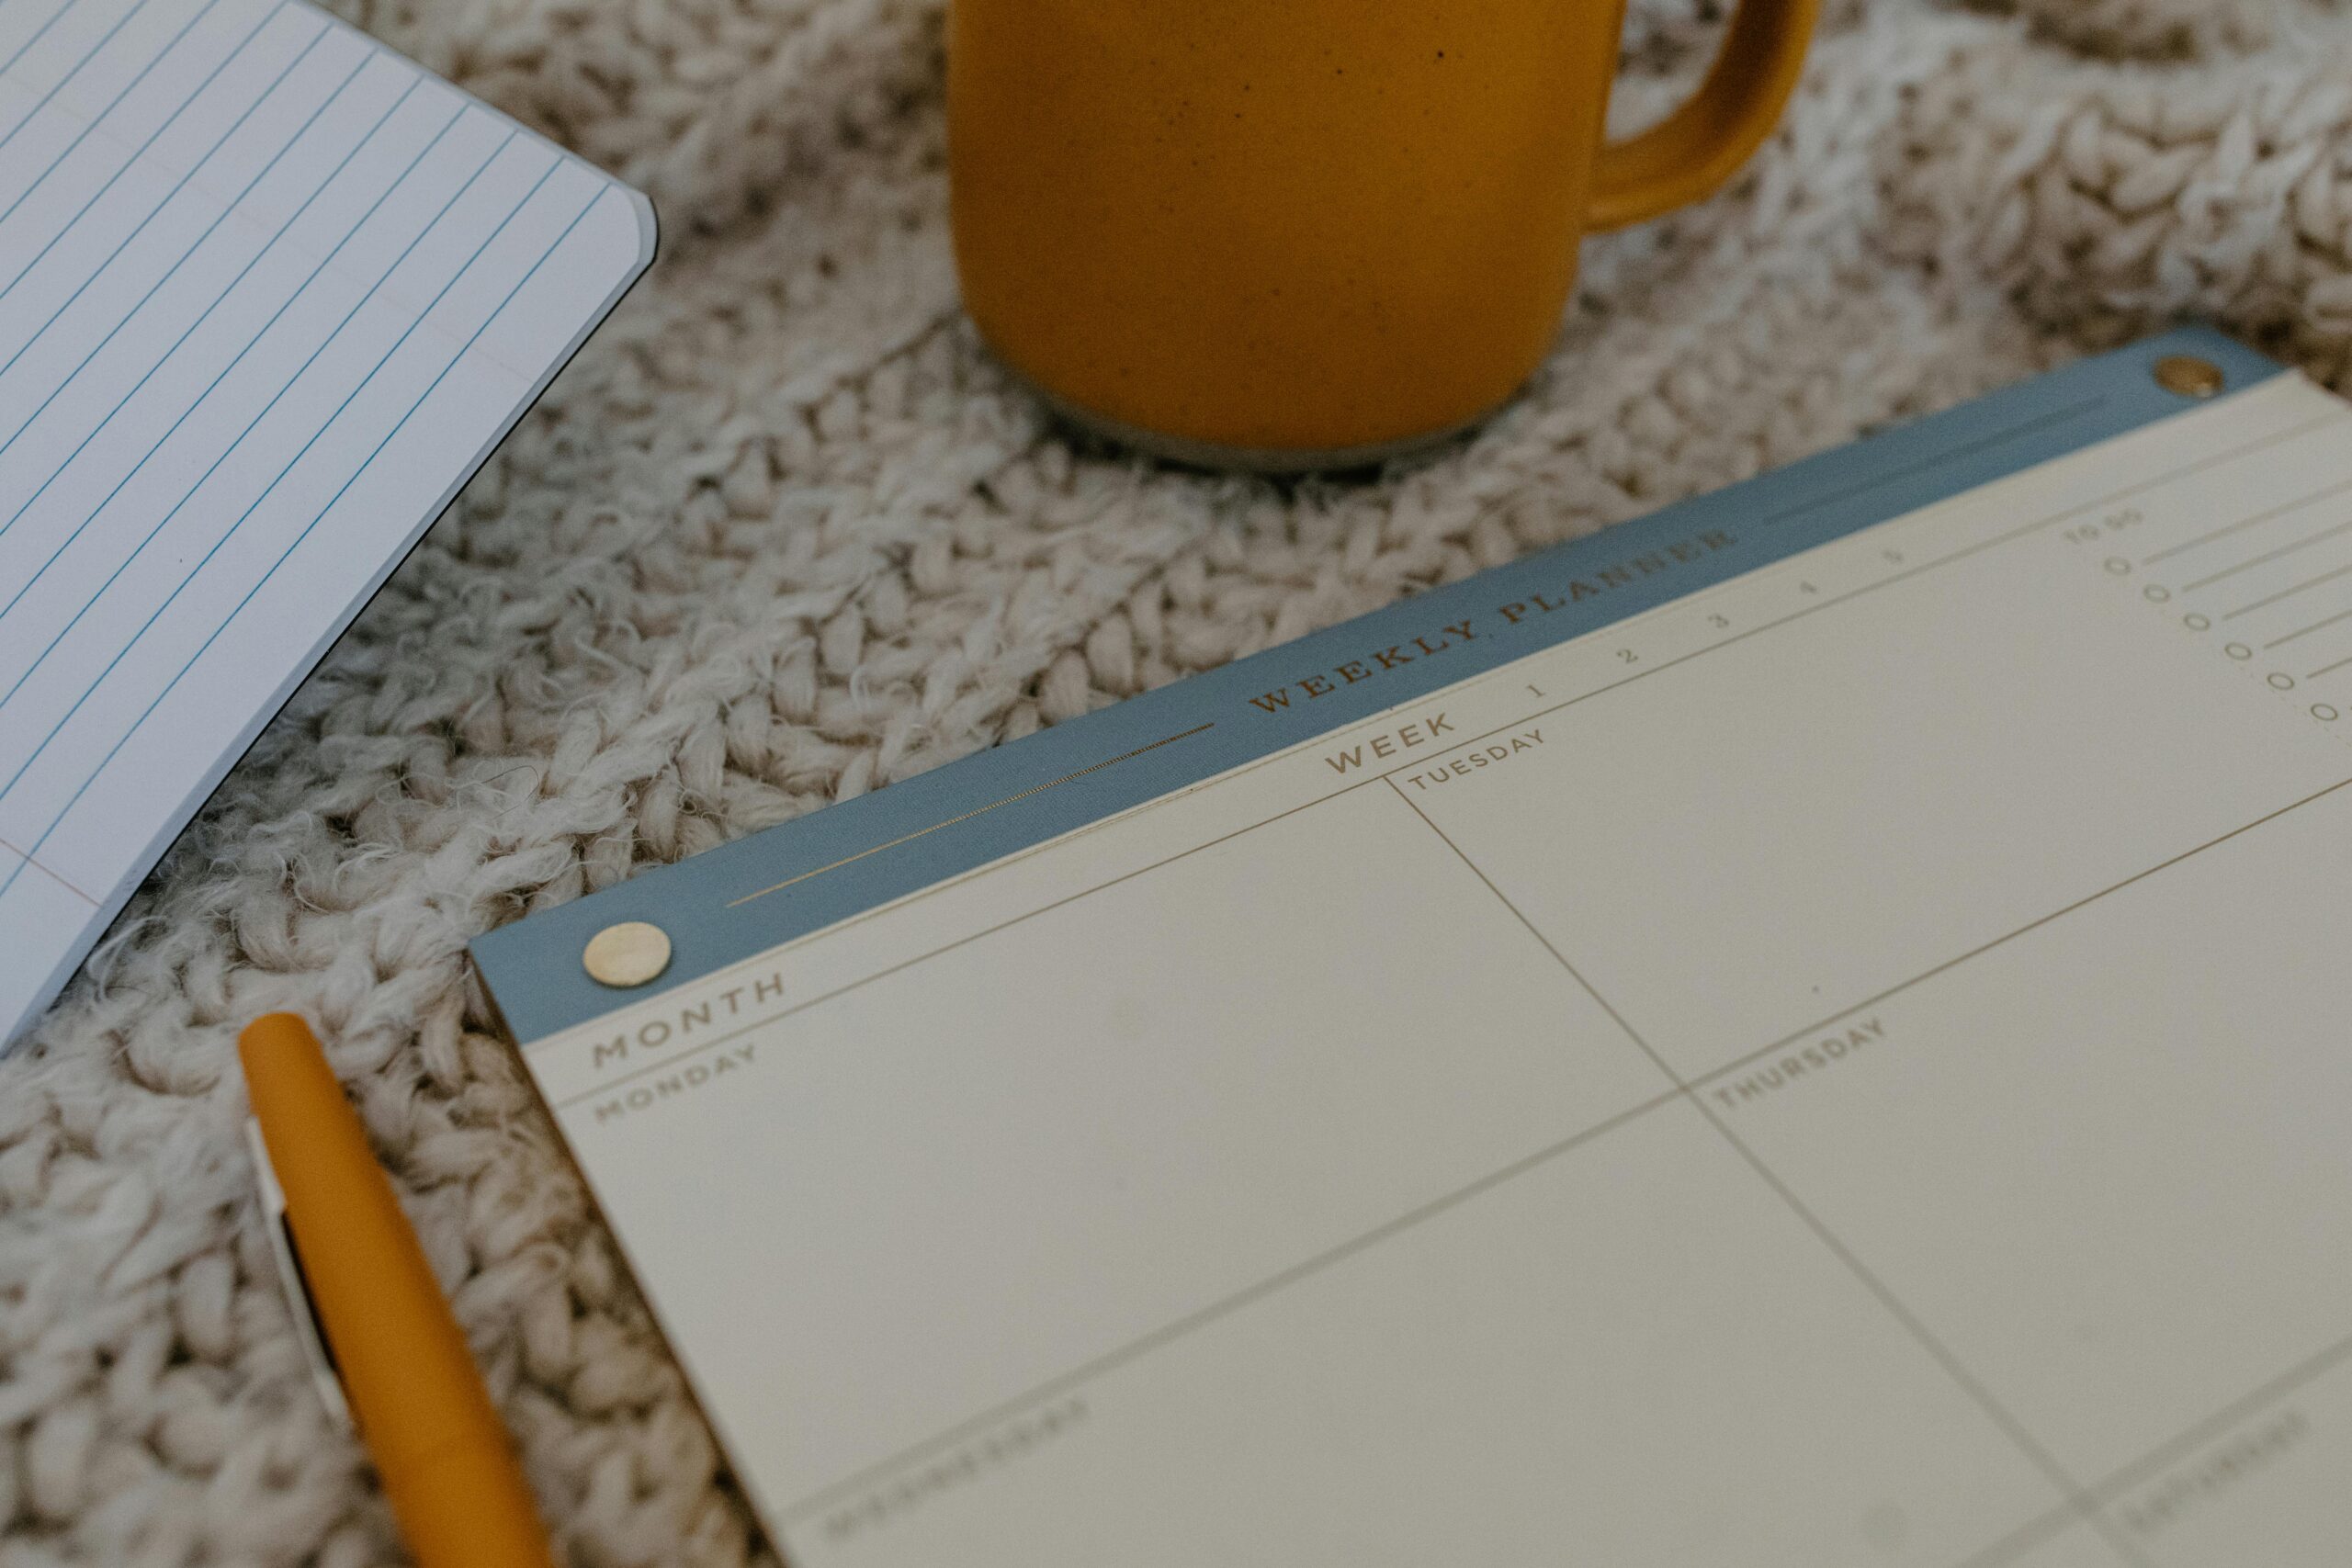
[472,327,2284,1044]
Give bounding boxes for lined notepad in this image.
[0,0,654,1043]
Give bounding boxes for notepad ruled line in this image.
[0,0,198,221]
[0,69,434,561]
[0,100,482,694]
[0,0,653,1042]
[0,4,310,380]
[0,1,77,82]
[0,35,371,472]
[0,0,154,158]
[0,0,253,303]
[0,145,566,805]
[0,135,541,806]
[0,836,95,904]
[0,181,605,908]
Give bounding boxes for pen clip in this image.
[245,1119,354,1433]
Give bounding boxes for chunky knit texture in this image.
[5,0,2352,1562]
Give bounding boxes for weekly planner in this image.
[476,331,2352,1568]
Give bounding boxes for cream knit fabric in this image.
[4,0,2351,1562]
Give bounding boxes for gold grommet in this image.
[2153,355,2224,399]
[583,921,672,987]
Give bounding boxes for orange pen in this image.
[239,1012,558,1568]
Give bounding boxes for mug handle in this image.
[1588,0,1820,231]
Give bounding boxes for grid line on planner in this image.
[1951,1332,2352,1562]
[547,768,1359,1093]
[0,0,153,159]
[1377,774,2153,1566]
[2076,1321,2352,1517]
[747,754,2352,1562]
[1687,773,2352,1107]
[1663,1076,2158,1563]
[0,116,513,771]
[0,66,435,559]
[0,152,589,904]
[1,0,203,226]
[1951,1510,2086,1568]
[0,0,259,305]
[0,2,316,389]
[770,1084,1691,1528]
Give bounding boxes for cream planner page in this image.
[477,336,2352,1568]
[0,0,652,1043]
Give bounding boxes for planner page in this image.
[479,334,2352,1568]
[0,0,653,1043]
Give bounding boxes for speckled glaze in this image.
[947,0,1622,460]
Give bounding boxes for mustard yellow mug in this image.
[949,0,1817,469]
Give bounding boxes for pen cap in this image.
[237,1015,526,1469]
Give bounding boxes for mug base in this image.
[1005,366,1499,475]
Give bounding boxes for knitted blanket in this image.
[3,0,2348,1562]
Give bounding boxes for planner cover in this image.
[477,329,2352,1567]
[0,0,655,1044]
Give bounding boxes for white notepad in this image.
[0,0,653,1044]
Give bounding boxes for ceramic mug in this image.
[949,0,1817,470]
